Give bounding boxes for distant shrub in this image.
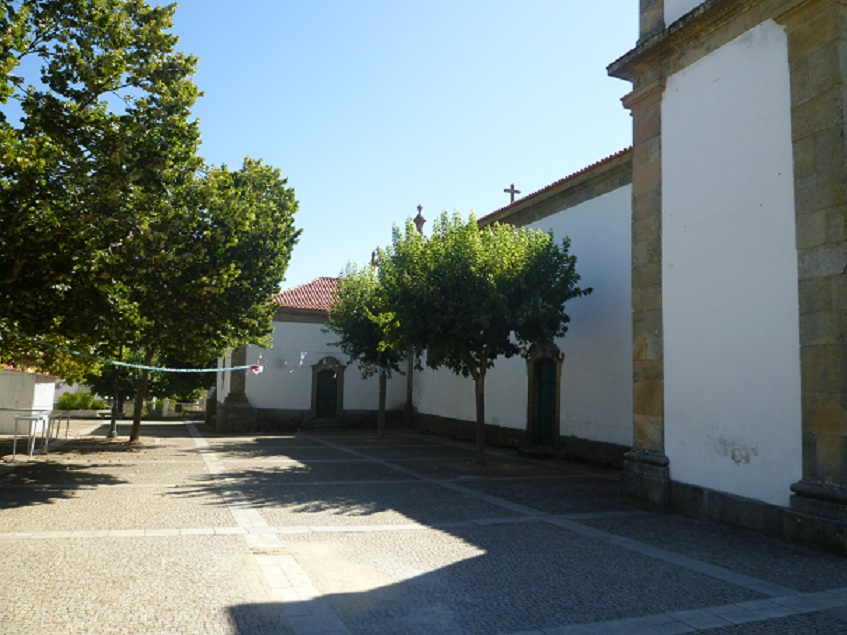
[56,390,107,411]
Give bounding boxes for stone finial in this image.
[413,205,426,234]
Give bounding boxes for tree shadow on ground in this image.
[224,516,844,635]
[166,429,631,522]
[167,469,393,518]
[0,460,128,509]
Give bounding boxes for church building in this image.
[609,0,847,553]
[216,0,847,554]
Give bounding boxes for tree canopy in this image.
[378,212,591,463]
[1,0,201,365]
[327,263,405,438]
[0,1,301,441]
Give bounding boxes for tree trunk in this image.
[378,369,387,439]
[129,349,153,442]
[474,365,486,465]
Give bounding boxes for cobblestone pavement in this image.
[2,420,847,634]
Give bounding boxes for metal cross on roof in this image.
[504,183,521,203]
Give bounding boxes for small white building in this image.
[215,277,406,432]
[0,366,56,435]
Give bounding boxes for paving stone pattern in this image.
[1,420,847,634]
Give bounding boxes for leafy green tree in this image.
[115,158,300,441]
[0,3,301,443]
[327,264,405,438]
[379,212,591,464]
[0,0,201,372]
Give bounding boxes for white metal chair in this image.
[48,410,71,442]
[12,413,50,459]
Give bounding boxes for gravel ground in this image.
[1,421,847,635]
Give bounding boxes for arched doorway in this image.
[310,357,345,421]
[536,358,558,447]
[315,369,337,418]
[526,344,563,449]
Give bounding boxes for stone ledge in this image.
[670,480,785,538]
[785,499,847,557]
[621,451,671,509]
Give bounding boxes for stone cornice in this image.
[608,0,811,84]
[273,308,327,324]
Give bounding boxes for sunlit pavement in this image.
[2,420,847,634]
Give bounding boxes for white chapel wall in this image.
[527,186,633,447]
[343,365,406,411]
[245,322,327,410]
[665,0,703,26]
[244,321,404,412]
[662,19,802,507]
[415,185,633,448]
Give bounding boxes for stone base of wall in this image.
[414,413,629,467]
[560,435,628,469]
[630,475,847,556]
[215,397,258,433]
[257,409,306,433]
[620,449,671,510]
[670,480,785,539]
[414,413,523,449]
[337,410,406,429]
[784,491,847,557]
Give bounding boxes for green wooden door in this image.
[315,369,337,418]
[537,359,557,447]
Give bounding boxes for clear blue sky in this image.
[171,1,638,289]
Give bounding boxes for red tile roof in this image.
[273,276,338,313]
[478,147,632,225]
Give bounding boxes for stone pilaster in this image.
[216,346,258,433]
[777,0,847,554]
[610,0,671,505]
[621,74,671,508]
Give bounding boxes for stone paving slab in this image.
[2,422,847,634]
[209,443,354,462]
[458,475,630,515]
[337,442,489,461]
[697,612,847,634]
[0,536,286,635]
[245,481,526,527]
[368,456,573,480]
[0,457,207,486]
[0,484,235,531]
[203,435,323,449]
[579,514,847,593]
[281,523,763,635]
[211,459,413,483]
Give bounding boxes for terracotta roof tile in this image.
[274,276,338,312]
[478,147,632,225]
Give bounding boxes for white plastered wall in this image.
[243,321,405,412]
[0,370,55,433]
[415,185,633,447]
[662,20,802,506]
[528,186,633,446]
